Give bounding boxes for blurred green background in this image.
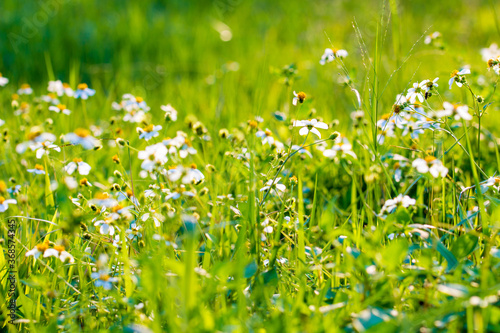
[1,0,499,126]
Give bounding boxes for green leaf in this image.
[382,238,409,272]
[244,260,258,279]
[395,206,411,224]
[44,160,54,208]
[451,233,478,259]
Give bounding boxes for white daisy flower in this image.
[138,143,169,171]
[424,31,441,45]
[48,80,65,96]
[49,104,71,115]
[291,145,312,158]
[260,177,286,195]
[0,73,9,87]
[0,196,17,212]
[91,270,119,290]
[435,102,472,121]
[26,240,50,259]
[161,104,178,121]
[33,141,61,159]
[292,119,328,138]
[406,81,427,103]
[165,185,196,200]
[64,158,91,175]
[17,83,33,95]
[166,164,205,184]
[27,164,46,175]
[126,222,143,240]
[94,217,116,236]
[41,93,60,105]
[64,128,100,149]
[137,124,162,141]
[319,48,348,65]
[256,129,275,146]
[421,77,439,92]
[118,94,150,112]
[74,83,96,99]
[412,156,448,178]
[449,68,471,89]
[89,193,118,208]
[123,110,146,123]
[481,43,500,62]
[381,194,416,214]
[292,91,306,106]
[43,245,74,263]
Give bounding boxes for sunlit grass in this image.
[1,1,500,332]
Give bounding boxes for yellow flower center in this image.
[95,192,110,200]
[112,205,123,213]
[53,245,65,252]
[126,189,133,197]
[57,104,67,111]
[36,240,50,252]
[190,163,197,169]
[265,129,272,136]
[99,274,111,281]
[0,196,5,204]
[21,83,31,89]
[424,156,436,163]
[136,96,144,103]
[74,128,90,138]
[450,70,459,78]
[381,113,390,120]
[35,164,44,171]
[393,162,401,170]
[143,124,155,132]
[80,178,90,186]
[27,131,41,141]
[296,92,306,102]
[77,83,88,90]
[63,83,71,88]
[73,157,83,163]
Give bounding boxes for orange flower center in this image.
[36,240,50,252]
[143,124,155,132]
[99,274,111,281]
[35,164,44,171]
[95,192,110,200]
[53,245,65,252]
[77,83,88,90]
[424,156,436,163]
[74,128,90,138]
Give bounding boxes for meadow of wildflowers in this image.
[2,0,500,332]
